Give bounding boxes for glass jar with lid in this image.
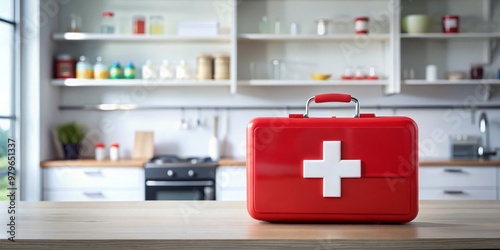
[149,15,164,35]
[101,11,115,34]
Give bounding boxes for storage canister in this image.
[354,17,369,34]
[196,54,213,80]
[213,54,230,80]
[95,143,105,161]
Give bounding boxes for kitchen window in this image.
[0,0,17,201]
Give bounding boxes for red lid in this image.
[103,11,114,17]
[355,16,369,21]
[95,143,105,148]
[110,143,119,147]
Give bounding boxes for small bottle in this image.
[76,55,92,79]
[176,60,191,80]
[93,56,109,79]
[101,11,115,34]
[109,61,123,79]
[124,62,136,79]
[95,143,105,161]
[142,60,157,80]
[159,60,174,80]
[110,143,120,161]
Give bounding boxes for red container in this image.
[442,15,459,33]
[133,15,145,34]
[354,17,369,34]
[54,54,76,79]
[247,93,419,223]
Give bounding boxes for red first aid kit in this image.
[247,93,419,223]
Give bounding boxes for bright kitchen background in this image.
[4,0,500,201]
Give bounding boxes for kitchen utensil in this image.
[132,131,154,159]
[402,15,433,33]
[311,73,331,81]
[208,115,220,161]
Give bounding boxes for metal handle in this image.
[145,180,214,187]
[83,192,105,197]
[443,190,465,195]
[444,168,463,173]
[303,93,360,118]
[84,170,103,176]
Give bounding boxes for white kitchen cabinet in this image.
[43,167,144,201]
[419,166,499,200]
[216,166,246,201]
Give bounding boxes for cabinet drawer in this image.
[420,188,497,200]
[216,188,246,201]
[419,167,497,188]
[43,189,144,201]
[216,166,246,188]
[43,167,144,189]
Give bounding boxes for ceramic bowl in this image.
[311,73,332,81]
[402,15,434,33]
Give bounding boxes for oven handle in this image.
[145,180,214,187]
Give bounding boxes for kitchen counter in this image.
[40,159,148,168]
[5,201,500,249]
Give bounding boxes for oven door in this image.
[145,180,215,200]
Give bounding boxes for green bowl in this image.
[402,15,433,33]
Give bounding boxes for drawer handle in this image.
[84,170,103,176]
[444,168,463,173]
[443,190,465,195]
[83,192,105,197]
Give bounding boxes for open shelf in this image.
[51,79,232,87]
[238,79,388,86]
[403,79,500,85]
[401,33,500,39]
[52,33,231,42]
[238,34,390,41]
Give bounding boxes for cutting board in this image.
[133,131,154,159]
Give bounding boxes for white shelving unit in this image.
[238,34,390,41]
[401,33,500,39]
[53,33,231,43]
[404,79,500,85]
[238,80,388,86]
[51,79,231,87]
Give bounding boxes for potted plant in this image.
[56,122,86,160]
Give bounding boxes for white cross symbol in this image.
[303,141,361,197]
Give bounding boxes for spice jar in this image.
[355,17,369,34]
[133,15,146,34]
[442,15,459,33]
[470,64,484,80]
[95,143,105,161]
[213,54,230,80]
[55,54,76,79]
[196,54,213,80]
[110,143,120,161]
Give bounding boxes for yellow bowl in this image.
[311,74,332,81]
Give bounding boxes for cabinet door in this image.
[43,189,144,201]
[419,167,497,188]
[420,189,497,200]
[43,167,144,189]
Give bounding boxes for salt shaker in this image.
[95,143,105,161]
[110,143,120,161]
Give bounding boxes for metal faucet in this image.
[478,112,496,158]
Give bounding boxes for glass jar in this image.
[442,15,459,33]
[214,54,230,80]
[470,64,484,80]
[149,15,164,35]
[133,15,146,34]
[355,17,369,34]
[101,11,115,34]
[55,54,76,79]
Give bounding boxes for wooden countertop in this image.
[5,201,500,249]
[40,159,148,168]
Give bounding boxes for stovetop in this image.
[146,155,217,168]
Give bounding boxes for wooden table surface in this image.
[3,201,500,249]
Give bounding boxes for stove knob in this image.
[188,170,195,177]
[167,170,175,177]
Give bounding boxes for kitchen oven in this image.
[145,155,217,200]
